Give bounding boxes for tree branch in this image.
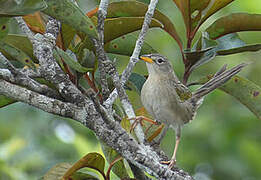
[96,0,110,100]
[0,79,82,119]
[0,53,61,99]
[16,17,87,105]
[0,77,193,179]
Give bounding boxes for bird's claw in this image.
[129,116,144,133]
[161,159,176,169]
[128,116,157,133]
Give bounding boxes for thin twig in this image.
[104,0,159,108]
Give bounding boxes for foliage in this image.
[0,0,261,179]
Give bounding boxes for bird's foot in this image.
[161,158,176,169]
[129,116,157,133]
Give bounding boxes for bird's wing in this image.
[170,79,192,102]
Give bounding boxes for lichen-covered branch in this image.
[0,77,193,179]
[0,53,60,99]
[96,0,110,100]
[0,79,81,119]
[16,17,86,105]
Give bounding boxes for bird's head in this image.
[140,54,173,75]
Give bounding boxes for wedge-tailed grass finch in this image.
[139,54,246,168]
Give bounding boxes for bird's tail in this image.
[189,63,247,104]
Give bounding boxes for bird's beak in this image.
[140,56,154,63]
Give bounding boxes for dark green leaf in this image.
[0,0,47,17]
[206,13,261,40]
[70,172,99,180]
[104,33,157,56]
[0,17,11,40]
[172,0,235,37]
[43,162,99,180]
[128,73,146,94]
[184,47,216,71]
[43,0,97,38]
[0,41,36,68]
[187,33,246,72]
[62,153,106,179]
[216,44,261,56]
[76,16,163,53]
[104,17,163,43]
[55,47,92,73]
[43,163,73,180]
[3,34,37,62]
[106,1,183,49]
[215,33,245,50]
[198,0,235,28]
[61,23,76,50]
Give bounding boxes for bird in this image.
[139,53,246,168]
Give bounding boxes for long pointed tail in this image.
[189,63,247,104]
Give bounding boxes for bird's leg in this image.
[161,126,181,168]
[129,116,158,133]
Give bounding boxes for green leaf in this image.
[76,16,162,53]
[43,0,98,38]
[172,0,235,37]
[215,33,245,50]
[109,54,147,75]
[216,44,261,56]
[0,0,47,17]
[44,163,72,180]
[106,1,183,49]
[0,95,16,108]
[43,162,99,180]
[195,75,261,120]
[3,34,37,62]
[172,0,190,34]
[61,23,76,50]
[128,73,146,94]
[184,47,216,72]
[220,76,261,120]
[55,47,92,73]
[0,17,11,40]
[104,17,163,43]
[62,153,106,179]
[187,33,245,72]
[198,0,235,28]
[70,172,99,180]
[104,33,157,56]
[101,143,129,179]
[0,41,36,68]
[206,13,261,40]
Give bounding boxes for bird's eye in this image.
[157,58,164,64]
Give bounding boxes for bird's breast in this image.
[141,75,193,127]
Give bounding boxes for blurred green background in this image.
[1,0,261,179]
